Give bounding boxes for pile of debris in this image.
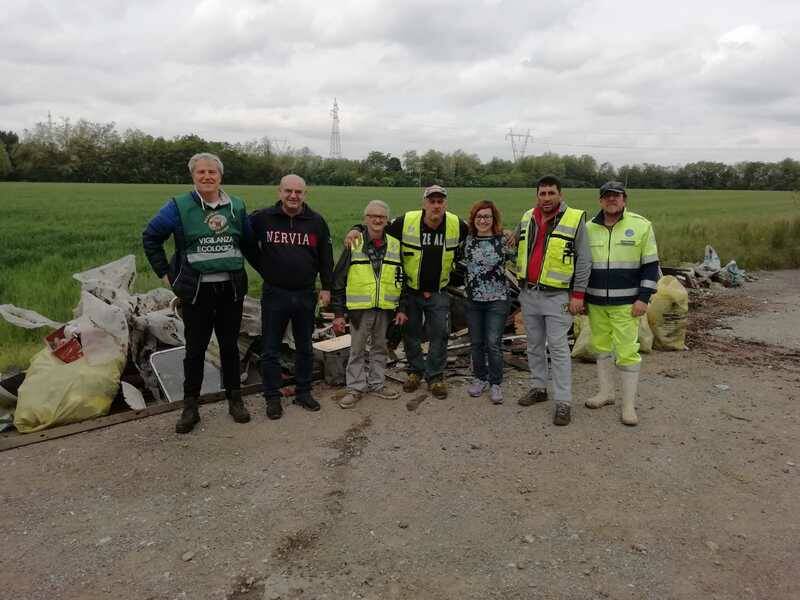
[0,252,695,441]
[0,256,340,438]
[662,245,756,289]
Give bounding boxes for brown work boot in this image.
[553,402,571,426]
[518,388,548,406]
[403,373,422,393]
[175,395,200,434]
[227,390,251,423]
[428,379,448,399]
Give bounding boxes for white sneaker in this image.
[468,379,489,397]
[490,385,503,404]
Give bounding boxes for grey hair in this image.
[363,199,390,218]
[188,152,224,175]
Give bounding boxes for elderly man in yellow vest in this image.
[513,175,591,426]
[584,181,660,426]
[332,201,406,408]
[345,185,469,399]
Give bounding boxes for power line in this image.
[536,140,800,152]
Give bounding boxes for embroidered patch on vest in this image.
[206,213,229,233]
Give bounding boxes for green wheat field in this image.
[1,182,799,371]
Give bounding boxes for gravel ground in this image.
[1,271,798,600]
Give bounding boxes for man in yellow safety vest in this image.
[332,200,406,408]
[513,175,591,426]
[345,185,468,399]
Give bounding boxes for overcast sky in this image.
[2,0,799,166]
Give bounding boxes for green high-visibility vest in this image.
[400,210,460,291]
[345,234,403,310]
[175,192,245,273]
[516,207,584,288]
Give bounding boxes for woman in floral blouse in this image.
[463,200,510,404]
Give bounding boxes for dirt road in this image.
[2,271,799,600]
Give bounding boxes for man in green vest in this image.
[584,181,660,426]
[512,175,591,426]
[331,200,407,408]
[143,152,258,434]
[345,185,468,399]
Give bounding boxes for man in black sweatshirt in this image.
[249,174,334,419]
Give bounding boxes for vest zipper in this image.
[605,222,615,301]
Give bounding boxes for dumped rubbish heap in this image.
[661,245,756,289]
[2,246,743,439]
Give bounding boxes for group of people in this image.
[143,152,659,435]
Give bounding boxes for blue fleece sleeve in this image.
[142,200,180,278]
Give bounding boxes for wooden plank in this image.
[313,334,351,352]
[503,355,529,371]
[0,382,265,452]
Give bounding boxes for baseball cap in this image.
[423,185,448,199]
[599,181,626,197]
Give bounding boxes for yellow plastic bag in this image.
[571,314,595,361]
[572,314,653,361]
[14,349,123,433]
[647,275,689,351]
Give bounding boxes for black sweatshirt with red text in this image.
[249,201,334,291]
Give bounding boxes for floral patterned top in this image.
[464,234,508,302]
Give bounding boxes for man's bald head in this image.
[280,174,306,190]
[278,173,307,216]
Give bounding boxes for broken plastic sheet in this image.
[0,305,62,330]
[718,260,746,287]
[74,291,129,366]
[73,254,136,293]
[121,381,146,410]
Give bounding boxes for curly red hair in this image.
[468,200,503,236]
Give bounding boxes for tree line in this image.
[1,118,799,190]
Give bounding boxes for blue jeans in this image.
[261,284,317,401]
[403,290,450,382]
[466,299,509,385]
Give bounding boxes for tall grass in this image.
[1,182,798,371]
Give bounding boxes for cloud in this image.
[1,0,800,165]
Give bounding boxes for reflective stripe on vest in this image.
[515,207,584,289]
[345,234,403,310]
[400,210,460,291]
[175,192,245,274]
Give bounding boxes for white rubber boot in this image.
[619,369,639,426]
[585,355,616,409]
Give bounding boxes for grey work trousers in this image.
[346,309,391,393]
[519,287,573,403]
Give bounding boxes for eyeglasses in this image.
[475,215,494,221]
[365,214,388,220]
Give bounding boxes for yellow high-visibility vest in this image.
[400,210,460,291]
[516,207,584,288]
[345,234,403,310]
